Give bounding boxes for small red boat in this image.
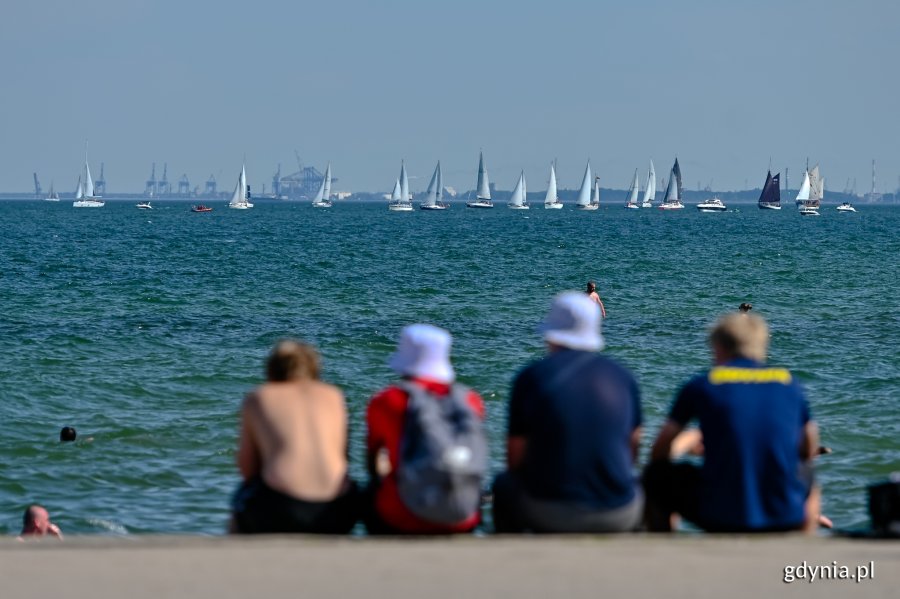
[191,205,213,213]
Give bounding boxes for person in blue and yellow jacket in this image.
[644,312,823,533]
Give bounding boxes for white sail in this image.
[312,171,327,203]
[591,177,600,205]
[322,163,332,201]
[642,160,656,204]
[390,178,401,201]
[229,165,247,206]
[400,161,410,202]
[796,171,811,201]
[84,161,95,197]
[422,162,440,207]
[628,169,640,204]
[575,161,592,206]
[820,176,825,200]
[522,173,527,204]
[75,177,83,200]
[508,172,525,207]
[544,163,558,205]
[809,165,823,202]
[476,152,491,199]
[436,161,443,204]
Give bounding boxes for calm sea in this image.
[0,199,897,534]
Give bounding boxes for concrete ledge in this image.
[2,535,897,599]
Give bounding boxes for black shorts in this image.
[642,460,813,533]
[232,477,361,534]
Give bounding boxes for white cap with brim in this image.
[538,291,605,351]
[388,324,455,384]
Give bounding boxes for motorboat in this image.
[191,204,213,213]
[136,201,153,210]
[836,202,856,213]
[799,206,820,216]
[697,197,727,212]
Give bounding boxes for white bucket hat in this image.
[388,324,455,384]
[538,291,605,351]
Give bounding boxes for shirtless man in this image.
[19,505,63,540]
[586,281,607,318]
[232,340,359,534]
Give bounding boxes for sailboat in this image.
[641,160,656,208]
[72,149,105,208]
[311,163,333,208]
[794,169,817,215]
[543,162,563,209]
[507,171,529,209]
[420,161,449,210]
[624,169,641,209]
[228,165,253,209]
[795,164,823,208]
[574,161,597,211]
[658,158,684,209]
[757,170,782,210]
[43,182,60,202]
[389,161,414,211]
[590,177,601,209]
[467,152,494,208]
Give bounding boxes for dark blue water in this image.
[1,200,897,534]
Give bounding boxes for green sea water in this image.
[0,200,897,535]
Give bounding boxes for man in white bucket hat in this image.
[492,291,644,533]
[366,324,486,534]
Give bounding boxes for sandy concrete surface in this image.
[1,535,896,599]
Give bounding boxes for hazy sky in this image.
[2,0,899,195]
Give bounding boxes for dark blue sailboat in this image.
[757,170,781,210]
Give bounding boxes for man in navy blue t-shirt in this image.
[645,313,821,533]
[492,291,643,533]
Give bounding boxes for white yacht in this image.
[836,202,856,213]
[420,161,449,210]
[507,171,529,209]
[466,152,494,208]
[697,197,727,212]
[73,146,105,208]
[44,183,60,202]
[641,160,656,208]
[136,201,153,210]
[574,161,597,211]
[228,165,253,209]
[624,169,640,209]
[388,162,414,211]
[311,163,333,208]
[799,206,820,216]
[658,158,685,210]
[543,162,563,209]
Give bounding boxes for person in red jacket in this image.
[366,324,485,534]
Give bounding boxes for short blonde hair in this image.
[709,313,769,362]
[266,340,320,382]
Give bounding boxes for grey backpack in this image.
[395,381,488,525]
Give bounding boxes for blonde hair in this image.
[266,340,321,382]
[709,313,769,362]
